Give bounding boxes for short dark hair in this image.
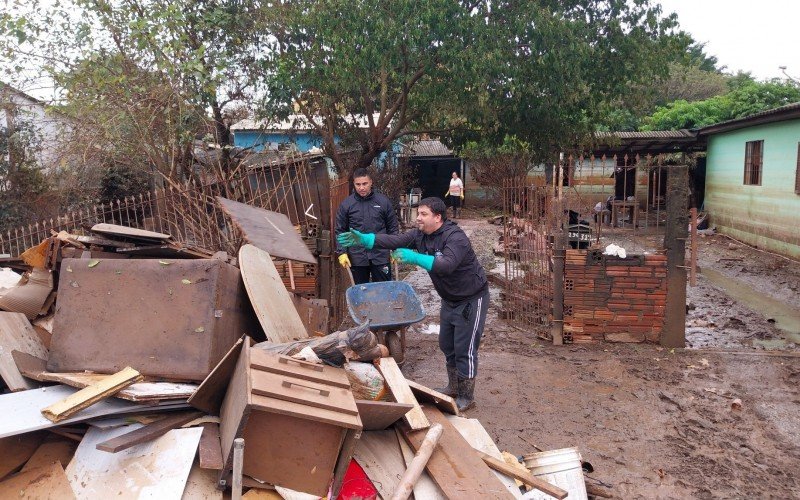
[419,197,447,221]
[352,168,370,180]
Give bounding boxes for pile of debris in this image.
[0,203,590,499]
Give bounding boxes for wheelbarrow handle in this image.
[393,259,399,280]
[346,266,356,287]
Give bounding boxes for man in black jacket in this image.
[337,197,488,411]
[335,168,399,284]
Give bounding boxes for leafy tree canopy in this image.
[257,0,686,171]
[641,79,800,130]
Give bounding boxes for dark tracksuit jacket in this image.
[335,190,399,267]
[374,220,489,378]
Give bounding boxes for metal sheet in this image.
[217,197,316,264]
[48,258,256,381]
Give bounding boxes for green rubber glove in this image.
[337,229,375,249]
[392,248,434,271]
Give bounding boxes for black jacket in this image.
[374,220,488,302]
[335,190,399,266]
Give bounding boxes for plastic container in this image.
[346,281,425,329]
[521,448,588,500]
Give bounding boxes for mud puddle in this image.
[702,267,800,345]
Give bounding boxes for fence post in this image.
[662,165,689,348]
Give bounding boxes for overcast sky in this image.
[657,0,800,80]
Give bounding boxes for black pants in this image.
[438,288,489,379]
[351,263,392,285]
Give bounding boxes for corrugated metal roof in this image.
[404,139,453,157]
[699,101,800,135]
[231,114,381,132]
[594,130,696,139]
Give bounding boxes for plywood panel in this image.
[0,462,75,499]
[21,435,78,472]
[239,245,308,343]
[217,197,316,264]
[352,430,406,499]
[66,425,202,499]
[0,312,48,391]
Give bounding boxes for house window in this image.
[796,143,800,195]
[743,140,763,186]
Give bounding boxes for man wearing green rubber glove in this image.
[337,197,488,412]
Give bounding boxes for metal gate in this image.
[500,178,563,338]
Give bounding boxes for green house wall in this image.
[705,119,800,259]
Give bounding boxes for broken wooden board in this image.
[41,366,142,422]
[399,406,513,499]
[14,355,198,402]
[0,431,45,480]
[95,411,203,453]
[187,337,245,415]
[181,461,223,500]
[217,197,316,264]
[447,416,523,498]
[0,268,53,319]
[0,385,189,439]
[90,223,171,241]
[66,425,202,499]
[21,434,79,472]
[0,312,48,391]
[0,461,75,499]
[395,427,446,500]
[198,423,224,470]
[407,378,459,416]
[376,357,429,430]
[355,399,414,431]
[352,430,407,499]
[238,245,308,344]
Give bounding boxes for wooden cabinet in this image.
[220,343,362,496]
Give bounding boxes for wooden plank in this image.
[0,385,188,439]
[0,312,48,391]
[352,430,406,499]
[217,197,316,264]
[399,406,513,499]
[21,435,78,472]
[90,223,171,241]
[95,411,203,453]
[181,462,223,500]
[355,399,414,431]
[0,461,76,499]
[116,244,212,259]
[198,423,224,470]
[0,431,45,480]
[41,367,142,422]
[238,245,309,343]
[479,452,568,500]
[65,425,202,499]
[407,379,459,416]
[290,294,329,336]
[376,357,429,430]
[447,416,522,498]
[188,337,245,415]
[395,427,446,500]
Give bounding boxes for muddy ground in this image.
[399,215,800,499]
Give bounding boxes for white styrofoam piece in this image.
[66,425,202,499]
[447,415,524,499]
[0,384,189,438]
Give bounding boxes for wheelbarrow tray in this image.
[346,281,425,329]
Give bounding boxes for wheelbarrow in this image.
[344,265,425,365]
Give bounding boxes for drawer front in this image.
[249,350,350,389]
[250,370,359,417]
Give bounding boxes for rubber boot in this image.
[456,376,476,412]
[435,365,458,397]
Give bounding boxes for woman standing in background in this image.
[445,171,464,218]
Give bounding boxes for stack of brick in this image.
[563,249,667,343]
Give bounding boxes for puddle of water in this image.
[702,268,800,344]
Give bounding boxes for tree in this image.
[0,0,261,182]
[257,0,685,173]
[642,79,800,130]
